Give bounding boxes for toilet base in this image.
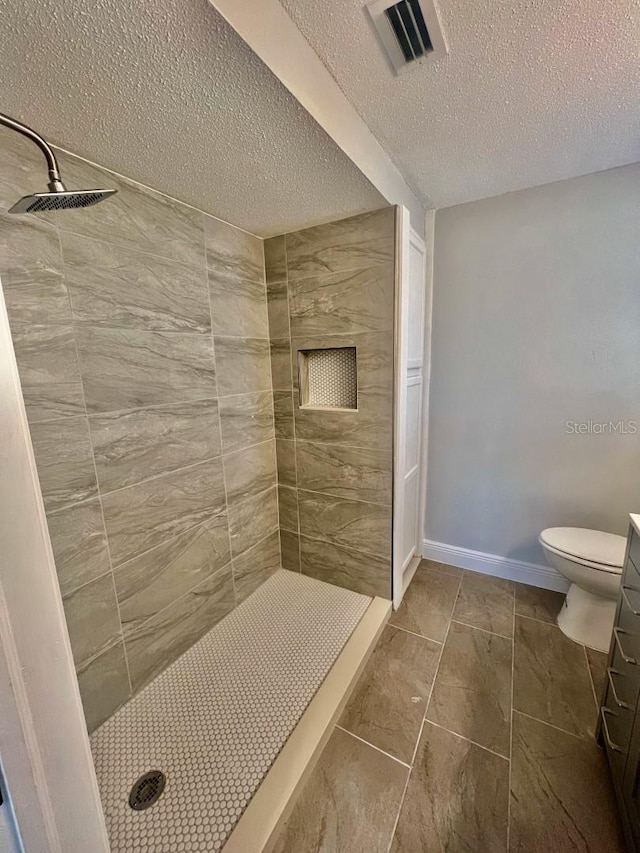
[557,583,616,652]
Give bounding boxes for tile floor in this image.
[272,560,625,853]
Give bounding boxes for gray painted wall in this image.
[426,163,640,566]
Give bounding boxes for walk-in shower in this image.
[0,112,116,213]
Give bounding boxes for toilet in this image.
[539,527,627,653]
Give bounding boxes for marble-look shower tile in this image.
[62,572,122,668]
[114,514,231,635]
[11,323,81,385]
[22,383,87,424]
[513,615,596,738]
[340,624,441,763]
[300,535,390,598]
[272,727,407,853]
[391,722,509,853]
[293,390,392,451]
[509,712,624,852]
[203,215,264,287]
[75,327,216,414]
[273,390,294,439]
[30,416,98,511]
[214,336,271,397]
[4,279,72,327]
[233,530,281,602]
[218,391,274,454]
[514,582,565,624]
[264,235,287,284]
[278,484,299,532]
[125,566,235,692]
[227,486,279,559]
[276,438,297,487]
[289,264,394,337]
[209,275,268,338]
[426,621,512,756]
[77,640,131,733]
[292,330,393,394]
[89,399,221,493]
[298,490,391,558]
[46,499,111,597]
[0,212,63,287]
[61,231,211,332]
[296,441,392,504]
[453,571,515,637]
[101,457,226,567]
[389,570,459,642]
[280,529,300,571]
[56,151,206,268]
[223,439,277,507]
[286,208,395,280]
[266,279,290,339]
[270,338,293,390]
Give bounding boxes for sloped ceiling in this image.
[0,0,385,235]
[280,0,640,208]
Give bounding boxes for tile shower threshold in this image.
[90,569,390,852]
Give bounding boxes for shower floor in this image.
[90,570,372,853]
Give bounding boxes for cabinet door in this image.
[622,709,640,849]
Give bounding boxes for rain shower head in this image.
[0,112,117,214]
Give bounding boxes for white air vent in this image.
[366,0,447,74]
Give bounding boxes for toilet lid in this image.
[539,527,626,568]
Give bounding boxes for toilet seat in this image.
[539,527,625,575]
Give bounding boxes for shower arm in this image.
[0,112,66,193]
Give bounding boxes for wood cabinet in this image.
[601,524,640,850]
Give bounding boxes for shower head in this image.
[0,112,117,214]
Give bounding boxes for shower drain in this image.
[128,771,166,811]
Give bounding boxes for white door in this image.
[393,207,428,608]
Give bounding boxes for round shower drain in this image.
[128,771,166,811]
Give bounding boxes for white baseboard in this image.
[422,539,569,593]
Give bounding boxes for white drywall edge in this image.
[208,0,427,232]
[224,595,391,853]
[423,539,570,592]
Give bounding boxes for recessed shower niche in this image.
[297,346,358,410]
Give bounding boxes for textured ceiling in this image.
[0,0,385,236]
[280,0,640,208]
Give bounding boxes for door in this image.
[393,207,428,608]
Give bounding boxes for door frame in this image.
[0,279,109,852]
[392,206,430,608]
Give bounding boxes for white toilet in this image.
[539,527,627,652]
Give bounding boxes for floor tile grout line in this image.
[515,611,562,628]
[384,572,463,853]
[424,719,511,762]
[334,726,411,769]
[507,583,516,851]
[386,622,443,645]
[582,642,602,712]
[512,709,595,743]
[450,618,513,640]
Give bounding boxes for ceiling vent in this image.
[366,0,448,74]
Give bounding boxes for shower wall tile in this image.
[125,566,236,692]
[77,640,131,733]
[0,213,63,288]
[204,216,264,288]
[62,572,122,668]
[280,529,301,572]
[4,279,73,327]
[57,151,206,269]
[114,514,231,636]
[289,263,394,337]
[214,336,271,397]
[209,275,269,338]
[296,441,392,504]
[266,279,290,339]
[293,395,392,451]
[46,499,111,597]
[227,485,279,559]
[89,399,221,493]
[75,327,217,414]
[276,438,297,486]
[270,338,293,390]
[264,235,287,284]
[300,535,391,599]
[223,439,277,507]
[61,232,211,332]
[298,490,392,559]
[273,390,294,439]
[101,457,227,567]
[233,530,281,603]
[30,416,98,511]
[285,208,395,280]
[11,324,81,389]
[21,383,87,425]
[218,391,274,454]
[278,484,299,533]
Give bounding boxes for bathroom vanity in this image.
[600,514,640,851]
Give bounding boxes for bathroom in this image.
[0,0,639,850]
